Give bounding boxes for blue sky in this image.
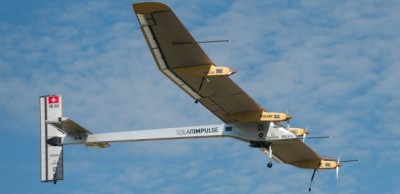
[1,0,399,193]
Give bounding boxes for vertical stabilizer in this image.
[40,95,64,183]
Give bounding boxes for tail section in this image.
[40,95,64,183]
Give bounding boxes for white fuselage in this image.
[61,122,296,146]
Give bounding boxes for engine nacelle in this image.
[319,160,341,169]
[290,128,309,136]
[172,64,236,77]
[232,111,292,122]
[207,65,236,76]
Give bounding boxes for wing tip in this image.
[133,2,171,14]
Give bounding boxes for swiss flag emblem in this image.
[48,96,59,104]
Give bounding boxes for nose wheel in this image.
[258,144,274,169]
[267,161,273,168]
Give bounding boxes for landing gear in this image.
[267,146,273,169]
[250,142,274,169]
[267,161,273,168]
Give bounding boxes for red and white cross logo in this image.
[48,96,59,104]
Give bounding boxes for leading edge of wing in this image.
[133,2,266,123]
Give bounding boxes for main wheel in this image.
[267,162,273,168]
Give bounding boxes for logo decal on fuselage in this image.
[176,127,219,136]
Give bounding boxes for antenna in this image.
[172,39,232,45]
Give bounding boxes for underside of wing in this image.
[271,138,322,169]
[133,2,266,123]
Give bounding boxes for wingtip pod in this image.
[133,2,171,14]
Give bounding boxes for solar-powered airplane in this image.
[40,2,355,191]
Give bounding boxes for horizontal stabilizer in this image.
[48,117,111,148]
[47,117,92,136]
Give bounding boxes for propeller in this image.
[336,153,342,180]
[286,119,291,132]
[302,123,310,142]
[286,98,291,130]
[335,153,359,181]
